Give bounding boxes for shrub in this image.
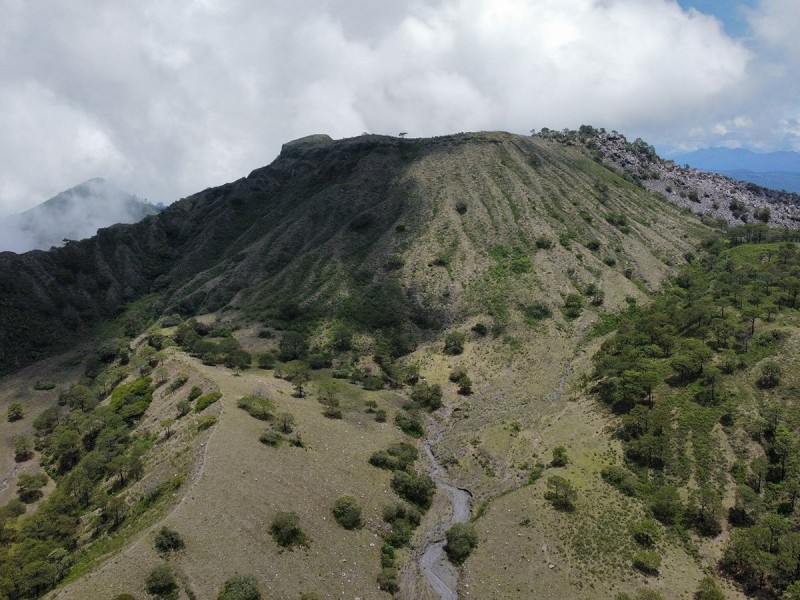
[632,550,661,575]
[195,391,222,412]
[7,403,23,422]
[391,471,435,510]
[145,564,178,598]
[444,522,478,565]
[217,574,262,600]
[176,399,191,418]
[196,415,217,431]
[649,486,682,525]
[535,237,553,249]
[259,430,283,447]
[694,577,724,600]
[455,200,468,214]
[375,409,387,422]
[443,331,466,355]
[630,518,660,547]
[13,436,33,462]
[257,352,276,369]
[33,381,56,391]
[551,446,569,467]
[269,511,308,548]
[394,410,424,437]
[756,361,781,389]
[410,382,443,411]
[275,412,295,434]
[471,322,488,336]
[332,494,363,530]
[562,293,584,319]
[187,386,203,402]
[369,442,418,472]
[377,567,399,593]
[586,240,601,251]
[307,353,332,370]
[523,302,552,324]
[237,395,274,421]
[154,526,185,554]
[601,465,638,496]
[165,373,189,394]
[544,475,577,511]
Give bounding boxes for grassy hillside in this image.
[2,130,761,600]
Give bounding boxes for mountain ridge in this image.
[0,178,161,253]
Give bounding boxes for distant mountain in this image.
[671,147,800,193]
[0,178,161,253]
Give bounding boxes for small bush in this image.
[544,475,577,511]
[562,293,584,319]
[444,522,478,565]
[455,200,468,214]
[165,373,189,394]
[259,430,283,447]
[391,471,435,510]
[375,409,387,422]
[187,386,203,402]
[471,322,488,336]
[602,465,638,496]
[269,511,309,548]
[196,415,217,431]
[154,526,185,554]
[394,411,424,437]
[332,494,363,530]
[694,577,725,600]
[410,382,443,411]
[237,395,274,421]
[195,391,222,412]
[535,237,553,249]
[257,352,276,369]
[369,442,418,472]
[377,567,399,593]
[631,518,660,547]
[217,573,262,600]
[551,446,569,467]
[33,381,56,391]
[145,564,178,598]
[632,550,661,575]
[443,331,466,355]
[7,403,23,422]
[756,361,781,389]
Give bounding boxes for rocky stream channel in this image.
[414,434,472,600]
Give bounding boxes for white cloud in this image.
[0,0,782,215]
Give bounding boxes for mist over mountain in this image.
[0,178,161,253]
[671,147,800,193]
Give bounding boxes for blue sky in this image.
[0,0,798,214]
[679,0,757,37]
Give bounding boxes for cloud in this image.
[0,0,774,214]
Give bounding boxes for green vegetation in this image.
[369,442,418,472]
[145,563,178,598]
[331,494,363,530]
[592,231,800,596]
[390,471,436,511]
[154,526,185,554]
[444,522,478,565]
[7,402,23,422]
[545,475,577,512]
[237,394,274,420]
[269,511,309,548]
[195,391,222,412]
[218,574,262,600]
